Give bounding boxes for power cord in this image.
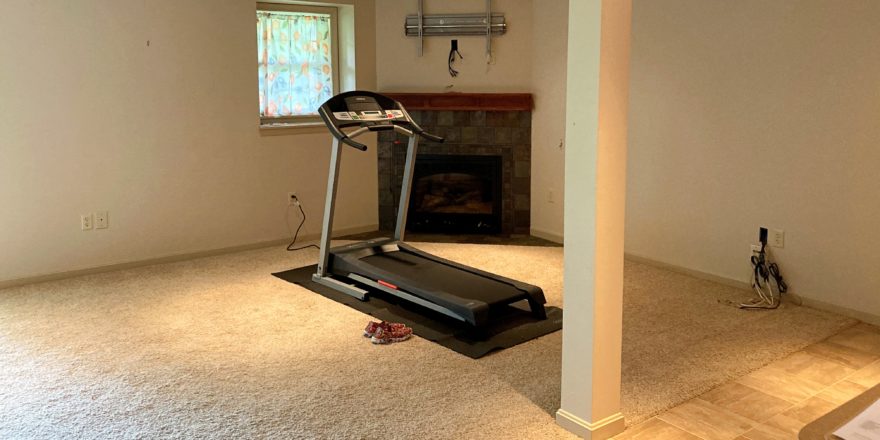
[768,263,787,293]
[286,195,319,252]
[448,39,463,77]
[740,242,788,310]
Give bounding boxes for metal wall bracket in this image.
[405,0,506,57]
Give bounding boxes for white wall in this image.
[626,0,880,317]
[529,0,568,242]
[0,0,377,282]
[375,0,533,92]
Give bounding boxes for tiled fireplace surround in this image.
[377,93,533,235]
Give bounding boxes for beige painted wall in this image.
[529,0,568,242]
[626,1,880,317]
[0,0,377,282]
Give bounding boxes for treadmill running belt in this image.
[360,251,525,306]
[272,265,563,358]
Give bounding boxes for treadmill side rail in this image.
[347,273,474,323]
[312,274,369,301]
[330,249,492,327]
[396,242,548,319]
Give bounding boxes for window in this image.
[257,3,339,125]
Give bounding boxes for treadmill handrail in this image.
[417,130,444,143]
[318,107,368,151]
[395,105,444,143]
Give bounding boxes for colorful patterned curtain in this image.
[257,11,333,117]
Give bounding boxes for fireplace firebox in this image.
[377,93,533,235]
[407,154,502,234]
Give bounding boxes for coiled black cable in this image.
[768,262,787,293]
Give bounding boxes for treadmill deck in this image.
[324,240,547,327]
[360,251,526,306]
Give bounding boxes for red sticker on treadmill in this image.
[377,280,398,290]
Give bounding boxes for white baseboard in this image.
[0,224,379,290]
[556,409,625,439]
[530,227,564,244]
[624,252,880,327]
[624,252,751,291]
[795,296,880,327]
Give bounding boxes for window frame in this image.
[257,2,340,127]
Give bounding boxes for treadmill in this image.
[312,91,547,328]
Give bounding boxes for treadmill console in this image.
[318,90,444,151]
[321,92,410,127]
[332,96,406,121]
[332,109,406,121]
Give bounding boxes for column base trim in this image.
[556,409,625,439]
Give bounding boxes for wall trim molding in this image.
[624,252,751,291]
[381,92,533,111]
[624,252,880,326]
[556,409,625,439]
[796,296,880,327]
[0,224,379,290]
[530,227,564,244]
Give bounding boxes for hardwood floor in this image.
[613,323,880,440]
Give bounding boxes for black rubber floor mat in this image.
[273,265,563,359]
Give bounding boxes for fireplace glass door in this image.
[406,154,502,234]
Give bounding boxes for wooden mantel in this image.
[382,92,533,111]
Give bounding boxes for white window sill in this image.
[259,121,327,135]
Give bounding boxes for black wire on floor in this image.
[287,197,319,252]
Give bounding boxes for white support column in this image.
[556,1,632,439]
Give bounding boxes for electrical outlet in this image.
[287,192,298,206]
[81,214,93,231]
[548,189,555,204]
[749,244,762,260]
[770,229,784,248]
[95,211,108,229]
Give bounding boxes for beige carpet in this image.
[0,243,855,438]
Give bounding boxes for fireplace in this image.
[377,93,532,235]
[407,154,502,234]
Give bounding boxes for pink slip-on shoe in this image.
[363,321,383,338]
[370,322,413,344]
